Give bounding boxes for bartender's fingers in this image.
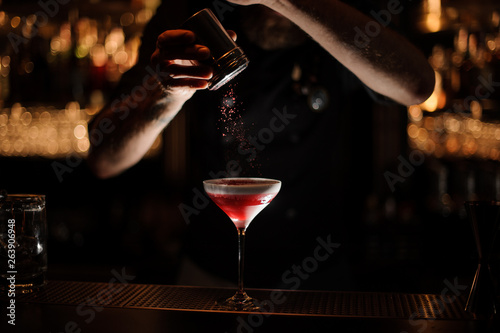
[160,44,210,61]
[151,46,208,64]
[158,29,236,45]
[153,29,209,64]
[154,61,212,91]
[165,78,210,90]
[164,63,213,79]
[156,29,196,47]
[151,43,210,65]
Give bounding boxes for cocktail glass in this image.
[203,177,281,311]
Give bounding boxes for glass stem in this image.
[237,227,246,296]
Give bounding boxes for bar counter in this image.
[1,280,498,332]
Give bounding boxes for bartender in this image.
[87,0,434,290]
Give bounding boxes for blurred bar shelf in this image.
[1,280,497,332]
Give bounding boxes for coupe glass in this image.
[203,177,281,310]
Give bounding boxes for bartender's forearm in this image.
[262,0,435,105]
[87,77,181,179]
[88,24,214,179]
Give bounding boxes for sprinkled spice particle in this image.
[217,83,260,173]
[218,83,246,142]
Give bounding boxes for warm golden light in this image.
[26,14,37,25]
[408,105,423,122]
[408,123,419,139]
[0,104,89,157]
[417,128,429,142]
[136,9,154,24]
[77,138,90,152]
[90,44,107,67]
[427,0,441,15]
[409,11,500,163]
[408,109,500,162]
[425,13,441,33]
[487,38,496,52]
[24,61,34,74]
[73,124,87,139]
[456,28,468,54]
[492,11,500,27]
[446,135,459,153]
[424,0,442,32]
[10,16,20,28]
[470,100,482,120]
[0,12,7,26]
[0,103,162,158]
[419,71,442,112]
[120,12,135,27]
[421,93,439,112]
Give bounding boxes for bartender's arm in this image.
[88,0,435,179]
[87,30,213,179]
[229,0,435,106]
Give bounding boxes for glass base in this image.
[216,291,260,311]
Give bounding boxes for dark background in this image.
[1,0,499,294]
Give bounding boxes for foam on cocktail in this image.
[204,178,280,195]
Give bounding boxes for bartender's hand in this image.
[151,30,213,99]
[151,29,238,100]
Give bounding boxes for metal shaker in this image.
[182,8,249,90]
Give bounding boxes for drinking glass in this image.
[0,194,47,293]
[203,177,281,310]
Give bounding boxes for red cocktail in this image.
[203,177,281,310]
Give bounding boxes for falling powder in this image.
[218,83,245,141]
[217,83,260,174]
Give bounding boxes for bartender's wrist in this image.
[143,82,189,125]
